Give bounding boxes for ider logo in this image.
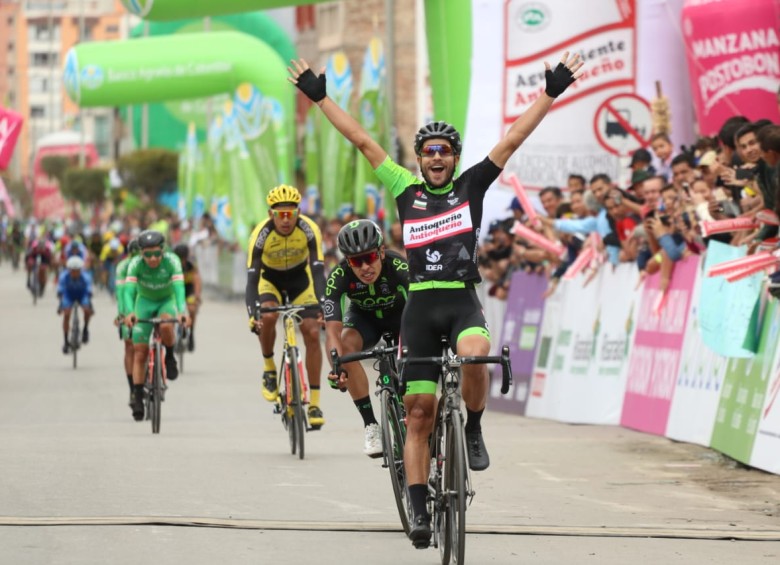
[425,249,443,271]
[517,3,550,33]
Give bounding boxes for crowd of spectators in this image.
[478,108,780,299]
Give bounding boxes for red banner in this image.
[681,0,780,135]
[0,106,24,170]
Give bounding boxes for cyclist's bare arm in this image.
[489,51,584,168]
[288,58,387,169]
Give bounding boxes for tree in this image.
[40,155,75,185]
[61,168,108,204]
[116,148,178,201]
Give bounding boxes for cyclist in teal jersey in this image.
[124,231,190,421]
[115,238,140,400]
[289,52,583,547]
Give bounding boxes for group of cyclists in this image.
[3,214,203,420]
[242,49,580,549]
[4,47,580,551]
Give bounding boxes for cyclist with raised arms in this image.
[115,238,140,398]
[124,230,190,422]
[289,52,582,547]
[245,185,327,428]
[57,256,94,353]
[325,219,409,457]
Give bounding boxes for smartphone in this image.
[736,168,757,181]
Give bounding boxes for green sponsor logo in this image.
[518,3,550,32]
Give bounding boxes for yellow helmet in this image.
[266,184,302,207]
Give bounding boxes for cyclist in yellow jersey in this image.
[245,185,327,427]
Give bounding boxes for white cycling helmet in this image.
[66,256,85,270]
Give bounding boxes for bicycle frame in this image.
[257,298,320,458]
[401,341,512,564]
[331,334,411,533]
[137,317,176,434]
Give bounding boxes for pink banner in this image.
[621,256,699,435]
[0,106,24,170]
[0,176,16,217]
[681,0,780,135]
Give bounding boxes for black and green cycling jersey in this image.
[323,250,409,322]
[374,156,502,289]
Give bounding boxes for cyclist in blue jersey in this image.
[289,51,583,547]
[57,256,94,353]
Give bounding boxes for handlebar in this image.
[330,343,398,376]
[400,345,513,395]
[135,318,179,325]
[256,302,321,315]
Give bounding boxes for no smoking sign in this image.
[593,93,652,157]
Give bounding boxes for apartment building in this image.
[0,0,128,179]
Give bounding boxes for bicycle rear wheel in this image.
[380,389,411,534]
[288,348,305,460]
[442,409,467,564]
[151,344,162,434]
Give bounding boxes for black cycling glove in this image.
[544,62,576,98]
[295,68,327,103]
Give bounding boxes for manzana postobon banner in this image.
[681,0,780,135]
[120,0,335,20]
[63,30,294,182]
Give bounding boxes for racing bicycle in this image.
[257,297,321,459]
[136,317,177,434]
[331,333,412,534]
[401,339,512,564]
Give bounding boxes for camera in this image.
[735,167,757,181]
[659,214,672,227]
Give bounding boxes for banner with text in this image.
[620,256,698,435]
[681,0,780,135]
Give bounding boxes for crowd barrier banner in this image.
[488,270,547,415]
[525,264,639,423]
[525,274,568,420]
[751,306,780,474]
[699,241,763,357]
[666,263,729,446]
[620,256,698,435]
[710,299,779,464]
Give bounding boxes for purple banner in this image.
[489,270,547,415]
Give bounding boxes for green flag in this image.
[303,104,320,215]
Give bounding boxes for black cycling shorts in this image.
[400,288,490,390]
[343,306,402,349]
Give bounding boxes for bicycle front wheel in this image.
[380,389,411,534]
[288,348,305,460]
[70,308,80,370]
[442,410,467,564]
[151,344,162,434]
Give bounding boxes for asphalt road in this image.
[1,264,779,564]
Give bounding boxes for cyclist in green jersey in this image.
[124,231,190,421]
[290,52,583,547]
[115,238,140,400]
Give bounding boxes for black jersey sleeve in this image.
[245,221,271,318]
[323,262,350,322]
[462,156,503,200]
